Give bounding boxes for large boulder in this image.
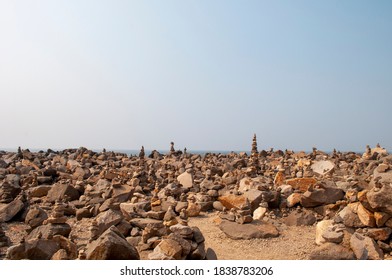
[219,220,279,240]
[336,203,365,228]
[311,161,335,176]
[25,207,48,228]
[0,199,25,222]
[309,243,355,260]
[177,171,193,188]
[85,226,140,260]
[285,178,317,192]
[283,210,316,226]
[366,184,392,215]
[300,186,344,208]
[350,232,383,260]
[218,194,248,210]
[46,183,80,202]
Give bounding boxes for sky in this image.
[0,0,391,152]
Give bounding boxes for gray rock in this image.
[350,232,384,260]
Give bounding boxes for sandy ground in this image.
[188,212,318,260]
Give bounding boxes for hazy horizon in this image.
[1,1,391,152]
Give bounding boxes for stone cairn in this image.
[44,199,67,225]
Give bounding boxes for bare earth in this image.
[188,212,318,260]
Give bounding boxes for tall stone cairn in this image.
[251,134,258,155]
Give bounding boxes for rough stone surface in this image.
[85,226,140,260]
[219,220,279,240]
[309,243,355,260]
[0,200,25,222]
[350,232,384,260]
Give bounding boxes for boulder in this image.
[0,199,25,222]
[315,220,334,245]
[336,204,365,228]
[148,239,182,260]
[243,189,263,212]
[311,161,335,176]
[366,228,392,241]
[86,226,140,260]
[46,183,80,202]
[177,171,193,188]
[219,220,279,240]
[286,193,302,208]
[367,184,392,215]
[25,207,48,228]
[350,232,383,260]
[96,209,123,235]
[285,178,317,192]
[253,207,267,220]
[27,223,71,240]
[283,210,316,226]
[29,185,52,198]
[218,194,248,210]
[309,243,355,260]
[300,186,344,208]
[357,203,376,227]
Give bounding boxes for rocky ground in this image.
[1,139,392,260]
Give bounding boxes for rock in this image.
[29,185,52,197]
[366,228,392,241]
[130,218,163,229]
[189,242,206,260]
[316,220,334,245]
[85,226,140,260]
[286,193,302,208]
[206,248,218,260]
[322,227,344,244]
[25,207,48,228]
[374,212,390,227]
[96,209,123,235]
[187,203,201,217]
[212,201,224,211]
[285,178,317,192]
[219,220,279,240]
[0,199,25,222]
[253,207,267,220]
[18,239,60,260]
[149,239,182,260]
[311,160,335,176]
[218,194,248,210]
[309,243,355,260]
[336,204,365,228]
[357,203,376,227]
[170,224,193,239]
[243,189,263,212]
[300,186,344,208]
[76,208,92,220]
[168,233,192,258]
[46,183,80,202]
[283,210,316,226]
[27,223,71,240]
[350,232,384,260]
[51,249,69,260]
[191,227,205,244]
[367,184,392,215]
[177,171,193,188]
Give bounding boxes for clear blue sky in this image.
[0,0,391,152]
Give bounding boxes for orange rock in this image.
[218,194,248,210]
[357,203,376,227]
[286,193,302,208]
[274,171,285,187]
[285,178,317,192]
[374,212,390,227]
